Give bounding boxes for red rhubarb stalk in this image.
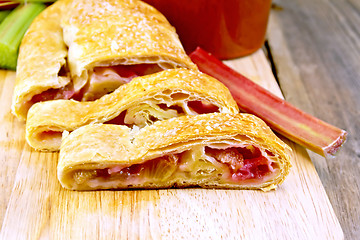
[189,47,347,157]
[0,1,19,10]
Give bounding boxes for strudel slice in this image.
[26,69,238,151]
[12,0,195,120]
[58,113,291,191]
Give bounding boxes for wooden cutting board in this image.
[0,50,343,239]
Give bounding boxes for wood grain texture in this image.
[0,70,26,225]
[0,50,343,239]
[267,1,360,238]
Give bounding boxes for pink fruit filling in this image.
[29,64,162,105]
[187,100,219,114]
[104,101,219,125]
[76,146,277,186]
[205,146,277,181]
[31,83,76,103]
[92,155,179,182]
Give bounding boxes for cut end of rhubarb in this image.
[323,130,347,158]
[189,47,348,157]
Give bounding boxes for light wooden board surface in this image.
[0,50,343,239]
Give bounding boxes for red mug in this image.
[143,0,272,59]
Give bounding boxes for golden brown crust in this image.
[26,69,239,151]
[12,0,68,121]
[58,113,292,191]
[61,0,196,90]
[11,0,196,120]
[61,0,195,75]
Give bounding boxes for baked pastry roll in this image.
[26,68,239,151]
[58,113,291,191]
[11,0,195,120]
[11,0,68,121]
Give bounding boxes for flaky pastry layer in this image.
[12,0,68,120]
[26,69,239,151]
[12,0,195,120]
[58,113,292,191]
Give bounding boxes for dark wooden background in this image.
[267,0,360,238]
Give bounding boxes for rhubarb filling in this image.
[34,92,221,147]
[70,145,279,189]
[29,63,163,105]
[104,99,220,127]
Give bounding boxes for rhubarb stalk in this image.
[189,47,347,157]
[0,1,18,10]
[0,3,46,70]
[0,10,10,22]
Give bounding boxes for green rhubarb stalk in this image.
[0,3,46,70]
[190,47,347,157]
[0,10,10,22]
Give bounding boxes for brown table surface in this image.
[267,0,359,239]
